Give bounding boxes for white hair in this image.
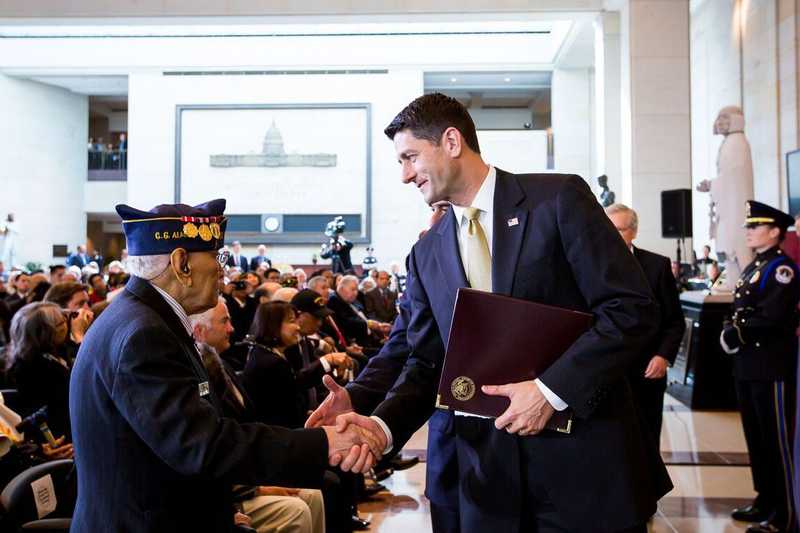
[126,254,171,280]
[605,203,639,232]
[272,287,298,303]
[337,275,359,290]
[359,278,376,292]
[189,296,226,330]
[307,276,327,291]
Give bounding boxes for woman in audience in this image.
[242,301,306,428]
[6,302,72,442]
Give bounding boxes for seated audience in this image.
[294,268,308,289]
[6,302,73,442]
[272,287,299,303]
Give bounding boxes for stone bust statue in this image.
[597,174,616,207]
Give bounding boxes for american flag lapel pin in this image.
[507,217,519,227]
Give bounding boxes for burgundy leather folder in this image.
[435,288,593,434]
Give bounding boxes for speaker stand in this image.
[675,237,684,265]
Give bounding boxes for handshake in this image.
[310,375,389,474]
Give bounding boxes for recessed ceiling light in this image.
[504,77,512,82]
[450,77,458,83]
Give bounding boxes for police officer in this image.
[721,200,799,533]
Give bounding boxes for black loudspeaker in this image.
[661,189,693,238]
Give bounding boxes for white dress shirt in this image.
[373,166,568,453]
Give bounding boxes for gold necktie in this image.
[464,207,491,291]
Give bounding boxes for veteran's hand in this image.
[41,436,74,460]
[483,380,555,436]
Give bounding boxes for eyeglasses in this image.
[216,250,231,267]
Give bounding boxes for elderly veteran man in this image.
[69,199,380,533]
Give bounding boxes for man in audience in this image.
[223,278,259,345]
[5,272,30,314]
[606,204,685,452]
[364,271,398,323]
[69,198,380,532]
[87,273,108,304]
[227,240,249,272]
[191,298,325,533]
[67,244,90,269]
[265,268,281,283]
[49,264,66,284]
[250,244,272,271]
[44,281,94,362]
[294,268,308,289]
[327,275,390,348]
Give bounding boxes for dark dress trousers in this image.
[372,171,672,533]
[242,343,309,429]
[68,276,327,533]
[326,293,371,347]
[630,246,686,451]
[347,286,460,533]
[364,287,398,323]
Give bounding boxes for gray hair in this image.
[189,296,226,331]
[7,302,62,370]
[126,254,171,280]
[605,203,638,232]
[360,278,376,292]
[337,275,359,290]
[307,276,328,291]
[272,287,298,303]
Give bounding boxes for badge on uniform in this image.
[507,217,519,227]
[749,271,761,285]
[198,381,210,397]
[775,265,795,285]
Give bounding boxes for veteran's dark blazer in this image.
[371,170,672,533]
[69,276,327,533]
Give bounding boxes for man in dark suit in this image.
[364,271,398,323]
[336,93,671,533]
[326,275,390,347]
[607,203,685,452]
[250,244,272,271]
[226,240,249,272]
[67,244,89,268]
[68,199,382,532]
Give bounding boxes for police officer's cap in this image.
[744,200,794,231]
[116,199,227,256]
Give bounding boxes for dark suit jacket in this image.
[372,171,671,532]
[364,288,398,323]
[11,354,71,440]
[227,254,249,272]
[223,294,259,344]
[631,246,686,376]
[69,276,327,533]
[242,344,308,429]
[327,293,370,346]
[67,253,89,268]
[249,255,271,271]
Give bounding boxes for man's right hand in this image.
[306,375,353,428]
[322,424,381,473]
[41,436,74,460]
